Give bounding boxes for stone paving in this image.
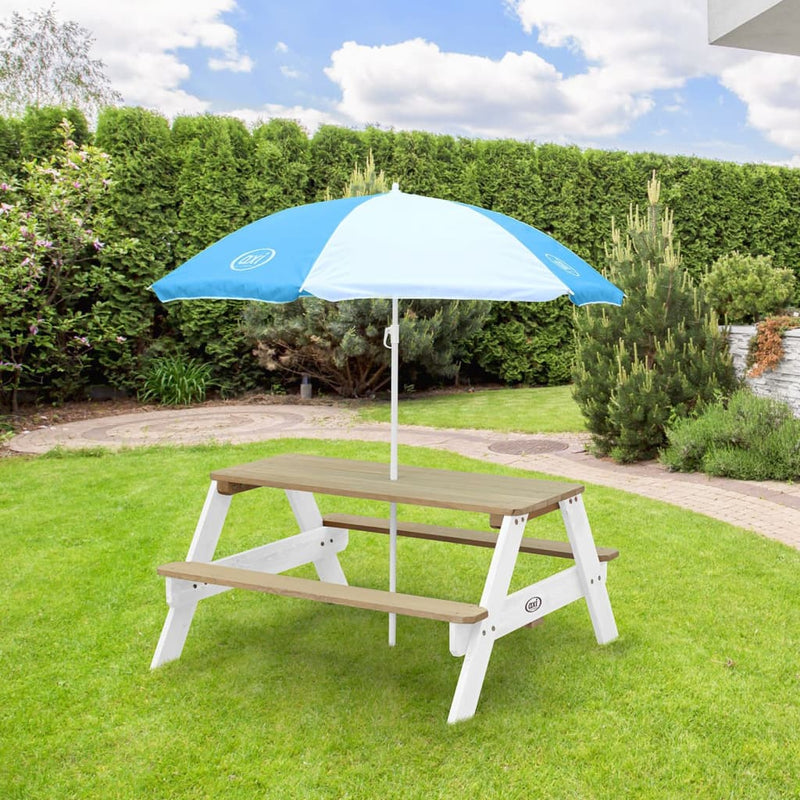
[9,402,800,551]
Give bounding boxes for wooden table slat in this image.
[211,454,583,517]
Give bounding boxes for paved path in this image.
[9,402,800,551]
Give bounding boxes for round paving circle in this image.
[488,438,569,456]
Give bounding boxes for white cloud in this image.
[0,0,251,118]
[209,54,254,73]
[324,38,653,140]
[275,41,289,54]
[720,53,800,152]
[280,65,302,79]
[507,0,734,88]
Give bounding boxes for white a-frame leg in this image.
[447,513,527,723]
[150,482,348,670]
[559,494,618,645]
[446,494,618,724]
[150,482,231,669]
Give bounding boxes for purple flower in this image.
[0,182,9,190]
[93,239,104,251]
[29,323,38,335]
[73,335,90,346]
[115,335,127,343]
[0,203,11,214]
[21,257,32,267]
[35,239,53,249]
[73,181,81,189]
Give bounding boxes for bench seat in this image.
[321,513,619,562]
[157,561,488,624]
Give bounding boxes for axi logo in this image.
[545,253,580,277]
[230,248,276,271]
[525,596,543,614]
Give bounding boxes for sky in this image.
[5,0,800,166]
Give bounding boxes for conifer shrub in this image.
[572,173,738,462]
[661,390,800,481]
[702,251,796,323]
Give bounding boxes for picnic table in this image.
[151,454,619,723]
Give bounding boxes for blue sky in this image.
[7,0,800,165]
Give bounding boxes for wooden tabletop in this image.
[211,453,583,517]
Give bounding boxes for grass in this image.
[356,384,587,433]
[2,439,799,799]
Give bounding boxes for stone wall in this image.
[727,324,800,416]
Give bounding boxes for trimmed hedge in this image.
[2,107,800,406]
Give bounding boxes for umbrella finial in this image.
[391,182,400,192]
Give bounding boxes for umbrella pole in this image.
[389,297,399,646]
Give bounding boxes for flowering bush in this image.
[0,120,127,410]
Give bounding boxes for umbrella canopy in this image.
[151,184,623,647]
[151,184,623,307]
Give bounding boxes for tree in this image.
[572,173,737,462]
[0,5,121,117]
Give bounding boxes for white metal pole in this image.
[389,297,399,646]
[390,296,399,481]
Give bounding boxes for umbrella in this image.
[151,183,623,644]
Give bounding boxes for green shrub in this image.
[661,390,800,481]
[702,251,797,323]
[139,356,213,405]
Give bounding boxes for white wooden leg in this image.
[560,495,618,645]
[286,490,348,585]
[151,482,231,669]
[186,482,232,561]
[447,513,527,724]
[150,605,196,669]
[447,623,495,723]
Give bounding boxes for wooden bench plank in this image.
[157,562,488,624]
[321,513,620,563]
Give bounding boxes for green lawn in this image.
[2,439,799,799]
[357,385,587,433]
